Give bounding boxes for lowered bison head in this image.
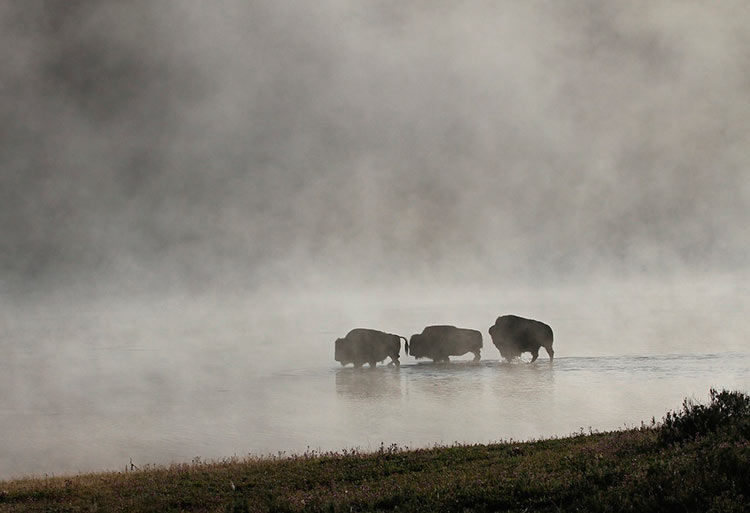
[334,337,350,363]
[407,334,428,358]
[488,325,518,360]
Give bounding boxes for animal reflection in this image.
[335,368,402,399]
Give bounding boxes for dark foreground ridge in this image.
[2,388,748,512]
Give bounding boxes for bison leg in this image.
[529,349,539,363]
[369,360,377,368]
[390,355,400,367]
[472,349,481,362]
[546,346,554,361]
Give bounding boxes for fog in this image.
[3,1,749,297]
[1,1,749,479]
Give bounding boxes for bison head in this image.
[407,334,427,358]
[334,337,349,363]
[489,324,520,360]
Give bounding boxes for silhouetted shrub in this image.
[660,388,750,445]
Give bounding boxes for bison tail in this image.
[399,336,409,355]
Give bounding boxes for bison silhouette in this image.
[489,315,554,362]
[408,325,482,363]
[334,328,407,368]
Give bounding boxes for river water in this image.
[1,281,748,480]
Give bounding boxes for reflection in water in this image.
[3,283,749,480]
[2,353,749,480]
[335,367,402,400]
[489,361,556,397]
[405,362,491,402]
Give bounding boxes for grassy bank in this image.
[2,389,748,512]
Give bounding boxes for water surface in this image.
[2,340,748,481]
[2,283,748,480]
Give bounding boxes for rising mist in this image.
[2,1,748,302]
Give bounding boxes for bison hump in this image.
[422,325,457,334]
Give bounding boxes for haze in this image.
[2,0,747,296]
[2,1,750,480]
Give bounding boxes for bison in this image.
[334,328,407,368]
[489,315,554,363]
[408,325,483,363]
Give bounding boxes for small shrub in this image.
[659,388,750,445]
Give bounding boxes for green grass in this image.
[2,388,748,512]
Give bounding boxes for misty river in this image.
[5,0,750,491]
[2,280,749,481]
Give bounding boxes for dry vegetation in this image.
[1,389,748,512]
